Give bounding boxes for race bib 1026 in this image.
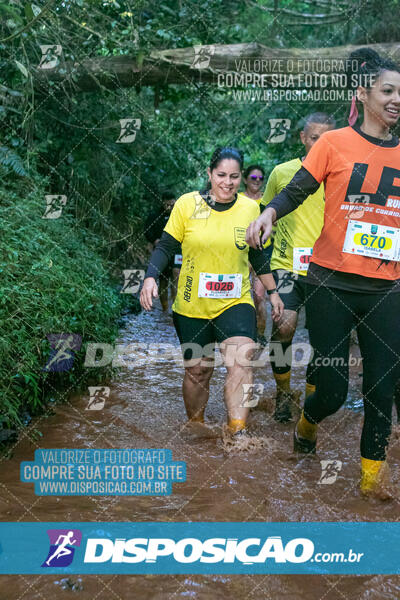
[198,273,242,299]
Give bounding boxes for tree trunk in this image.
[34,42,400,93]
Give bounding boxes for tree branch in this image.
[246,0,354,19]
[0,0,55,43]
[61,14,104,40]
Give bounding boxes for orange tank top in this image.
[302,125,400,280]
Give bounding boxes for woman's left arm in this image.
[257,273,284,322]
[248,247,284,321]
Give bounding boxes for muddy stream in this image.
[0,303,399,599]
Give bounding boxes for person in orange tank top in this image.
[246,48,400,497]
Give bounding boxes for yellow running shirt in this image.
[240,192,272,248]
[241,192,263,205]
[261,158,325,276]
[164,191,260,319]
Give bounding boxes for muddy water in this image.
[0,304,399,599]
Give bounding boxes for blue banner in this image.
[0,522,398,574]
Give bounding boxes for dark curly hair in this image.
[346,47,400,90]
[209,146,244,171]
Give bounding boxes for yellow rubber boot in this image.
[227,418,246,435]
[305,382,316,400]
[294,411,318,454]
[360,457,384,495]
[274,371,291,394]
[273,372,293,423]
[297,411,318,441]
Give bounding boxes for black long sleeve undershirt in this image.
[145,231,271,280]
[145,231,180,279]
[265,166,321,219]
[248,244,272,276]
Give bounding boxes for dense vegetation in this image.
[1,0,398,436]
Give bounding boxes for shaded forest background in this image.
[1,0,399,435]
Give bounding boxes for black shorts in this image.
[272,269,308,313]
[173,303,257,360]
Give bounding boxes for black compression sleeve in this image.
[248,246,271,276]
[267,166,321,219]
[145,231,181,280]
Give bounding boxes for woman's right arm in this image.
[145,231,181,279]
[140,231,181,310]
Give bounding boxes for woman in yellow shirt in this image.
[141,147,283,439]
[242,164,265,204]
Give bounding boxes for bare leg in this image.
[270,309,299,422]
[270,309,298,388]
[220,336,256,430]
[253,276,267,337]
[182,359,214,422]
[272,309,298,344]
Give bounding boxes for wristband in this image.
[266,288,277,295]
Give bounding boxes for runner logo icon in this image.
[42,334,82,372]
[42,529,82,567]
[42,195,67,219]
[191,45,215,69]
[38,45,62,69]
[266,119,291,144]
[116,119,141,144]
[121,269,145,294]
[318,460,342,485]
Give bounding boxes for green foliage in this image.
[0,173,126,430]
[0,145,27,176]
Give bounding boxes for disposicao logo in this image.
[83,536,314,564]
[42,529,82,567]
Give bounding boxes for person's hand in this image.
[270,292,284,322]
[140,277,158,311]
[246,207,276,249]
